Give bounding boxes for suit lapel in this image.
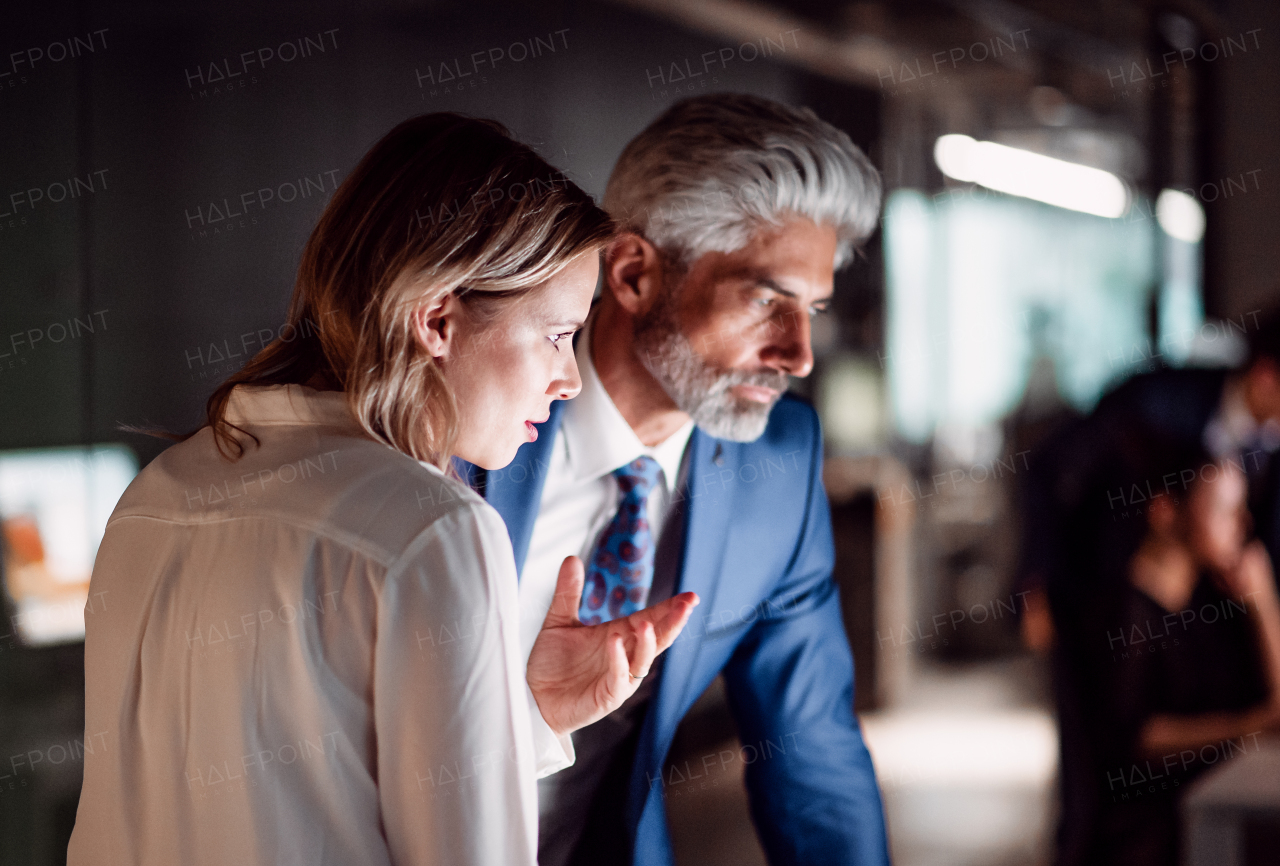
[627,429,738,837]
[484,398,566,580]
[650,428,734,746]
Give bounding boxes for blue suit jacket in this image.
[469,394,889,866]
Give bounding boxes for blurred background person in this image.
[1020,313,1280,656]
[1015,313,1280,864]
[1075,450,1280,865]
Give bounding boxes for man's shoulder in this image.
[711,393,819,483]
[773,390,818,419]
[752,392,820,450]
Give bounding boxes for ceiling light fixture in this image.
[934,133,1129,218]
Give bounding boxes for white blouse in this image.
[67,384,571,866]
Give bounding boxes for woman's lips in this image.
[525,420,538,442]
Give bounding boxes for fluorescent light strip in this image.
[934,134,1129,218]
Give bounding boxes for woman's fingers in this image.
[607,631,630,692]
[625,591,699,653]
[657,592,698,651]
[541,556,586,630]
[629,619,657,679]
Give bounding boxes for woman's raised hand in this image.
[1215,539,1279,603]
[526,556,699,737]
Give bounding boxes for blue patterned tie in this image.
[579,456,663,625]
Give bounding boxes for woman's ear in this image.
[1245,356,1280,423]
[411,291,460,360]
[1147,494,1179,536]
[603,232,666,316]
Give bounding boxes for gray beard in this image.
[632,290,788,443]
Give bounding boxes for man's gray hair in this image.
[603,93,881,269]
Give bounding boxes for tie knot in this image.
[613,455,662,498]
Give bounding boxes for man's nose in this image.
[763,310,814,378]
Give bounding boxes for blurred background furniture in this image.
[1182,738,1280,866]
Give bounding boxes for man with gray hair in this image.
[474,93,889,865]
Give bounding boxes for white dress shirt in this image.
[1204,374,1280,460]
[519,318,695,659]
[68,384,568,866]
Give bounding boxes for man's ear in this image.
[604,232,667,316]
[411,291,460,360]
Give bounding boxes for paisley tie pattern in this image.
[579,456,663,625]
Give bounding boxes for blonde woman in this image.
[66,114,697,866]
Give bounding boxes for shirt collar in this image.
[1204,375,1254,455]
[561,315,695,488]
[225,384,361,430]
[1215,374,1280,454]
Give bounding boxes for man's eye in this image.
[754,296,775,308]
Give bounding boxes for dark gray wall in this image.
[0,0,812,465]
[1205,0,1280,319]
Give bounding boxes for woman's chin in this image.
[460,440,523,472]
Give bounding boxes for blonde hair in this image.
[200,113,614,469]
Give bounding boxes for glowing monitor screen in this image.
[0,445,137,646]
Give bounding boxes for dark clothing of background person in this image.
[1079,577,1267,866]
[1016,366,1279,866]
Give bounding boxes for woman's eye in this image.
[548,332,574,350]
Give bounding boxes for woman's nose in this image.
[551,357,582,400]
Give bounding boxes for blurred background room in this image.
[2,0,1279,864]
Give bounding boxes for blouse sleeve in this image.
[527,684,576,777]
[374,502,539,866]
